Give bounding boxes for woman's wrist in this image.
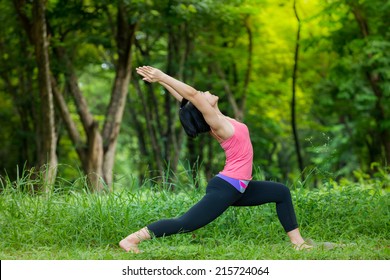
[158,72,168,83]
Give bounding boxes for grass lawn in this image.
[0,180,389,260]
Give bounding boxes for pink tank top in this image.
[219,119,253,180]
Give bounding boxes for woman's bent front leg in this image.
[233,181,298,231]
[233,181,311,249]
[147,177,242,237]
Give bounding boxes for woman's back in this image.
[218,118,253,180]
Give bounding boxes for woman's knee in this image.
[276,183,292,200]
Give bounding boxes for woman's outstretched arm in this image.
[136,66,197,101]
[159,81,183,102]
[136,66,232,138]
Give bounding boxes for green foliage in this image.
[311,0,390,173]
[352,162,390,190]
[0,0,389,186]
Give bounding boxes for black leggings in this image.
[147,176,298,237]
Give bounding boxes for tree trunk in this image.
[102,3,137,188]
[292,0,305,180]
[87,121,104,191]
[32,0,57,191]
[53,47,103,190]
[51,76,87,168]
[14,0,58,191]
[50,1,137,192]
[52,60,105,192]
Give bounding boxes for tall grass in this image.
[0,167,389,260]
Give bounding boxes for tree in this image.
[50,0,137,191]
[347,1,390,164]
[0,1,37,179]
[291,0,305,179]
[14,0,58,192]
[312,0,390,176]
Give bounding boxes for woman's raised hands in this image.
[136,66,164,83]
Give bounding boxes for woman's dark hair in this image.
[179,99,210,138]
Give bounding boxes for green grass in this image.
[0,176,389,260]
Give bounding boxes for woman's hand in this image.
[136,66,164,83]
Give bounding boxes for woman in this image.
[119,66,312,253]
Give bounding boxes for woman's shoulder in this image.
[224,116,236,122]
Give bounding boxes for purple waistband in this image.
[217,173,250,193]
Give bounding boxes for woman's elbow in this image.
[187,89,199,98]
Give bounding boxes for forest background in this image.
[0,0,389,261]
[1,0,389,192]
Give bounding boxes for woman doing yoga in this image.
[119,66,312,253]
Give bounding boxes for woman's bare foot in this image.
[287,228,313,250]
[119,227,151,253]
[119,237,141,253]
[293,242,313,251]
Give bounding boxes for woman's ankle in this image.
[119,228,151,253]
[123,227,151,245]
[125,234,141,245]
[287,228,305,245]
